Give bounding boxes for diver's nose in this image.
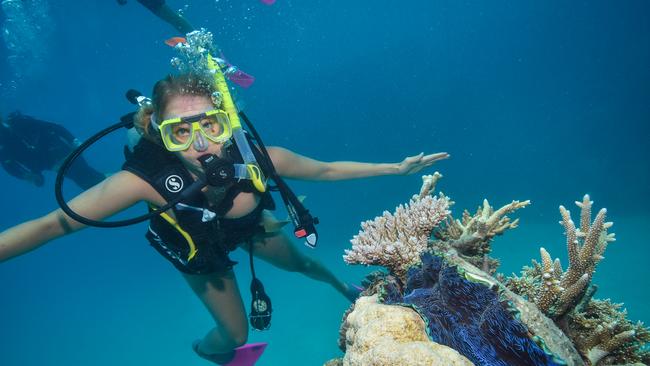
[193,131,209,152]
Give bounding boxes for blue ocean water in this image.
[0,1,648,365]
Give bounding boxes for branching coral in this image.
[432,198,530,274]
[505,195,649,364]
[511,195,615,319]
[568,299,650,365]
[343,173,451,282]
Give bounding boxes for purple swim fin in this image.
[193,341,267,365]
[225,343,268,366]
[225,67,256,89]
[260,0,276,5]
[218,52,256,88]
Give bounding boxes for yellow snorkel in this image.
[206,53,266,193]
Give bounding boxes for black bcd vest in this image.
[121,137,274,274]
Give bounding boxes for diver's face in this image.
[162,94,223,169]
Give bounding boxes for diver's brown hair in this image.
[135,73,215,143]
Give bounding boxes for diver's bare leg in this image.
[183,270,248,354]
[244,231,358,301]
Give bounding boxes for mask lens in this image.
[201,112,231,143]
[160,120,192,151]
[170,122,193,144]
[200,115,224,139]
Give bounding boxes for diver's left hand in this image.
[396,152,449,175]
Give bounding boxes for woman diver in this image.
[0,72,449,365]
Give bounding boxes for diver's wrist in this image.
[384,163,401,175]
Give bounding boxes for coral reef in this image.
[333,294,473,366]
[535,195,614,318]
[343,173,451,282]
[432,198,530,274]
[569,299,650,365]
[339,177,649,366]
[336,271,406,353]
[504,195,650,365]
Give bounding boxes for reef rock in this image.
[339,294,473,366]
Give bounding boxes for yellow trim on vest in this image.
[155,208,198,261]
[246,164,266,193]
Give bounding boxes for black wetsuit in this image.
[0,112,104,189]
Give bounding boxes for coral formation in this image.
[533,195,614,318]
[335,294,473,366]
[343,173,451,282]
[569,299,650,365]
[339,177,649,366]
[336,271,408,353]
[504,196,650,365]
[432,198,530,274]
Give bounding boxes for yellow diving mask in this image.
[155,109,232,152]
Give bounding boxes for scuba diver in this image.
[0,70,448,364]
[0,111,105,189]
[116,0,194,34]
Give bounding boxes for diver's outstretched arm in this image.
[267,146,449,181]
[0,171,151,263]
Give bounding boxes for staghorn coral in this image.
[505,195,613,318]
[433,198,530,274]
[335,295,473,366]
[530,195,616,318]
[568,299,650,365]
[343,173,450,282]
[505,195,650,364]
[386,251,569,366]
